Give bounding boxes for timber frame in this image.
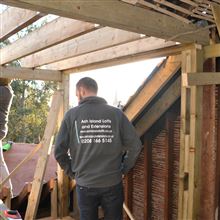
[0,0,220,219]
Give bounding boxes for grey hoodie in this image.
[54,96,142,187]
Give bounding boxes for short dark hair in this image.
[76,77,98,93]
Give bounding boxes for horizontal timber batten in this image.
[0,66,62,82]
[203,44,220,59]
[182,72,220,86]
[62,44,195,75]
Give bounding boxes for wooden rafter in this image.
[137,0,191,23]
[0,66,62,82]
[211,3,220,36]
[20,27,141,68]
[0,7,44,41]
[0,17,97,65]
[204,43,220,59]
[62,44,198,75]
[135,76,181,136]
[182,72,220,86]
[42,37,175,71]
[25,91,62,220]
[123,0,215,23]
[124,55,181,122]
[0,0,209,45]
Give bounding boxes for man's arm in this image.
[0,86,13,140]
[120,113,143,174]
[54,117,74,178]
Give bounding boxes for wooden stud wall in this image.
[178,47,203,220]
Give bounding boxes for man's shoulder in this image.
[64,106,80,118]
[0,86,13,101]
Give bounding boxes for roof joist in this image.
[135,76,181,136]
[0,17,97,65]
[62,43,196,74]
[0,66,62,82]
[20,27,141,68]
[0,0,209,45]
[211,3,220,36]
[124,55,181,121]
[0,7,44,41]
[42,37,176,71]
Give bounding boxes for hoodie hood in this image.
[79,96,107,105]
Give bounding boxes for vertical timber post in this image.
[178,45,203,220]
[57,73,70,217]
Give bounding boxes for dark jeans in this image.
[76,182,124,220]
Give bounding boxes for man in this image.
[54,77,142,220]
[0,78,13,195]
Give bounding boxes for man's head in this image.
[76,77,98,102]
[0,78,11,86]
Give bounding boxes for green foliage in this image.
[2,15,59,143]
[6,80,57,143]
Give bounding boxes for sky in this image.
[69,57,164,107]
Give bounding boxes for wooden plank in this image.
[135,76,181,136]
[204,44,220,59]
[0,17,97,65]
[51,180,58,219]
[182,72,220,86]
[0,66,62,82]
[211,3,220,36]
[25,91,63,220]
[152,0,215,23]
[20,27,141,68]
[63,44,196,75]
[124,55,181,122]
[143,134,152,220]
[57,74,70,218]
[178,50,191,220]
[0,7,43,41]
[178,47,204,220]
[42,37,175,70]
[0,0,209,45]
[137,0,191,23]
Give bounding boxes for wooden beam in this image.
[211,3,220,36]
[51,180,58,219]
[182,72,220,86]
[25,91,63,220]
[0,7,43,41]
[178,47,203,220]
[57,74,70,218]
[0,17,97,65]
[124,55,181,122]
[135,76,181,136]
[43,37,175,70]
[0,66,62,82]
[63,44,196,75]
[20,27,141,68]
[204,44,220,59]
[0,0,209,45]
[187,49,203,219]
